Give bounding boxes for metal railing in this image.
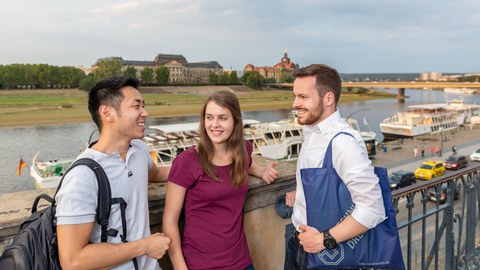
[392,163,480,269]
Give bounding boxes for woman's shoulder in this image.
[245,140,253,152]
[175,146,199,162]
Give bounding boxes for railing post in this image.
[463,173,478,268]
[444,181,455,269]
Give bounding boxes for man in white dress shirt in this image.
[284,64,386,270]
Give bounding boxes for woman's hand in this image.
[261,161,279,184]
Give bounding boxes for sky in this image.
[1,0,479,73]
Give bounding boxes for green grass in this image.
[0,88,395,127]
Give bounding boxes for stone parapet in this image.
[0,156,296,270]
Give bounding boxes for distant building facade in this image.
[243,50,299,82]
[419,71,442,81]
[92,54,223,85]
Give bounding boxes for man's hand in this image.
[298,225,324,253]
[261,161,279,184]
[144,233,171,259]
[285,191,296,207]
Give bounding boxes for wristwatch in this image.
[323,230,337,250]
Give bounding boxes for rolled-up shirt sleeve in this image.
[332,134,386,229]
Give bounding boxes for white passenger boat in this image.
[30,152,74,189]
[443,88,476,95]
[380,104,460,141]
[444,99,480,125]
[145,119,304,163]
[147,115,376,163]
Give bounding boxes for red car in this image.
[444,155,468,170]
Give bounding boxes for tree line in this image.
[0,59,294,91]
[0,64,86,89]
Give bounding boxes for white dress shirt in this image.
[292,110,386,231]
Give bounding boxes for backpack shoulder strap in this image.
[54,158,112,242]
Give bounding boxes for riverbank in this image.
[0,86,394,127]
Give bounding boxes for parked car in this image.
[428,181,461,204]
[414,160,445,180]
[388,170,416,190]
[444,155,468,170]
[470,149,480,162]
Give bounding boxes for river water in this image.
[1,88,479,194]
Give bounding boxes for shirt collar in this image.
[303,109,342,135]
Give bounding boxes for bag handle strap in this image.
[323,132,354,169]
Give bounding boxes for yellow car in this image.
[414,160,446,180]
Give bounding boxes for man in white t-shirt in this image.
[55,77,171,269]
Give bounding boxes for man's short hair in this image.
[88,77,140,131]
[294,64,342,105]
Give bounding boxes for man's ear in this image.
[99,105,113,122]
[324,92,335,106]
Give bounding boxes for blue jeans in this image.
[284,223,308,270]
[245,265,254,270]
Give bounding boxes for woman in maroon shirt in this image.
[163,91,279,270]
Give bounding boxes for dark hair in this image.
[293,64,342,105]
[88,77,140,131]
[198,90,248,188]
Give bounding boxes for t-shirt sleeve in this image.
[168,149,199,189]
[55,165,98,225]
[246,140,253,168]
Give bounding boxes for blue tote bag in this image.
[301,132,405,269]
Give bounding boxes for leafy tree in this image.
[264,77,276,84]
[79,74,96,90]
[229,71,239,85]
[93,58,123,81]
[457,75,480,82]
[219,72,231,85]
[123,66,137,78]
[0,64,85,89]
[156,66,169,85]
[280,73,293,83]
[208,72,219,85]
[241,71,264,90]
[141,67,154,85]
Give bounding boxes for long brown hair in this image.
[198,91,248,188]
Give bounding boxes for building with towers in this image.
[243,50,299,82]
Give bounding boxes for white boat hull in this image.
[30,151,73,189]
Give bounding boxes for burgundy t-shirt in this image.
[168,141,253,270]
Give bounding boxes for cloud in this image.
[93,1,141,15]
[1,0,480,72]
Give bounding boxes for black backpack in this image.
[0,158,138,270]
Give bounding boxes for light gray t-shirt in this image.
[56,139,160,270]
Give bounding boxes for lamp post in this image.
[439,127,443,157]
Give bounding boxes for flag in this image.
[17,158,26,176]
[363,117,369,126]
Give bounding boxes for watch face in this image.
[324,238,337,249]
